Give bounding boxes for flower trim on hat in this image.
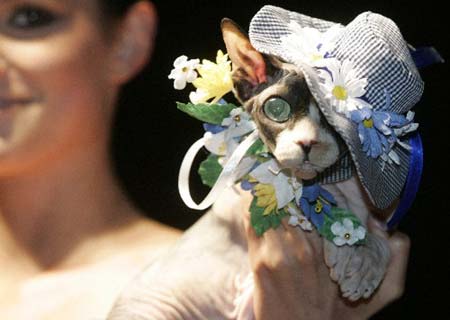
[280,21,419,165]
[318,58,371,115]
[170,50,366,245]
[280,21,344,67]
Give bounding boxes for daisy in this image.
[281,22,343,66]
[319,58,370,115]
[350,106,418,162]
[351,107,392,159]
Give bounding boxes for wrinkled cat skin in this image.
[222,19,391,302]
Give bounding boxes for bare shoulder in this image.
[0,217,182,320]
[115,216,182,258]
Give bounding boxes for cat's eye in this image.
[263,97,292,123]
[7,5,58,30]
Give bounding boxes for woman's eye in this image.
[263,97,292,122]
[8,6,57,29]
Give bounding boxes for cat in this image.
[221,18,391,301]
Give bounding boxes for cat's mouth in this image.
[293,162,322,180]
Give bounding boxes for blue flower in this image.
[299,183,336,229]
[203,123,225,134]
[386,112,410,129]
[350,106,416,160]
[350,107,393,158]
[241,179,255,191]
[350,88,418,162]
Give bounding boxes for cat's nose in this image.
[297,140,318,155]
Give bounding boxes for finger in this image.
[242,207,262,255]
[363,224,410,315]
[260,219,288,251]
[381,231,410,300]
[279,218,328,271]
[280,218,323,255]
[243,207,286,260]
[367,216,388,238]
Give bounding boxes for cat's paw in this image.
[324,233,390,301]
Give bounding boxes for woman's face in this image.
[0,0,122,174]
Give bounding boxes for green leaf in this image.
[319,207,366,245]
[176,102,238,124]
[198,154,223,187]
[250,198,288,236]
[246,139,269,156]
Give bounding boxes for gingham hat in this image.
[248,5,424,209]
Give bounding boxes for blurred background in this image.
[111,0,448,318]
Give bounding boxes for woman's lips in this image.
[0,98,33,109]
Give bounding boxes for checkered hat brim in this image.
[248,6,424,209]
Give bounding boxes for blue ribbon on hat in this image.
[387,47,441,229]
[387,133,423,230]
[409,46,444,69]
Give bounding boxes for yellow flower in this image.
[189,50,233,104]
[254,183,278,216]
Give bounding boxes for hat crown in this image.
[249,6,424,114]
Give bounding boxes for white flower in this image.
[168,55,200,90]
[331,218,366,246]
[287,206,313,231]
[281,22,343,66]
[203,108,256,158]
[203,129,257,183]
[189,88,209,104]
[250,159,303,210]
[221,108,256,139]
[319,58,370,115]
[203,130,238,156]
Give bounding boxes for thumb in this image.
[367,216,388,239]
[367,216,411,308]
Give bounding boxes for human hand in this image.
[107,186,409,320]
[243,213,410,320]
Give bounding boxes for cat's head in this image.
[221,19,340,180]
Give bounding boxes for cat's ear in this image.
[221,18,267,101]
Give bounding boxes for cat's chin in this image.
[293,167,318,180]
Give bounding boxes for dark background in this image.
[112,0,448,318]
